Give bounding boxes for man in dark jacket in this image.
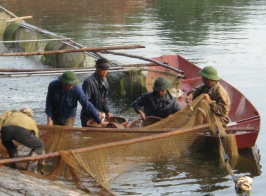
[81,58,113,127]
[132,77,180,119]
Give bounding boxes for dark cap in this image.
[96,58,110,70]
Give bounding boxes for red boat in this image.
[145,54,260,149]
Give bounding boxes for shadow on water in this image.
[109,145,261,195]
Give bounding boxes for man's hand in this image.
[186,93,193,103]
[47,117,53,125]
[106,112,113,119]
[204,93,212,104]
[139,110,146,120]
[100,121,109,127]
[99,112,105,119]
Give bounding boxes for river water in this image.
[0,0,266,195]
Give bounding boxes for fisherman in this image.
[81,58,113,127]
[185,66,231,127]
[0,108,44,172]
[45,70,108,127]
[132,77,180,119]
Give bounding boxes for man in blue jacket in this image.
[45,71,107,127]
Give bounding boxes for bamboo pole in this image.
[0,67,185,78]
[100,50,184,74]
[0,16,32,23]
[0,44,145,57]
[0,6,18,18]
[37,124,177,133]
[0,38,71,43]
[37,124,239,134]
[0,63,156,73]
[0,124,209,165]
[0,152,59,165]
[0,68,132,78]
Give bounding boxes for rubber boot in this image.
[27,152,39,172]
[7,150,18,169]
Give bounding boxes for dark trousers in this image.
[1,125,44,158]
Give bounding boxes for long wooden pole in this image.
[0,44,145,57]
[0,124,209,165]
[101,50,184,74]
[0,68,130,78]
[0,63,156,73]
[0,63,162,78]
[0,38,71,43]
[0,63,182,78]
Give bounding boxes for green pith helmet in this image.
[199,66,220,81]
[58,71,79,85]
[153,77,171,91]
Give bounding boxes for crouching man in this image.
[0,108,44,172]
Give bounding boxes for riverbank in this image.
[0,166,87,195]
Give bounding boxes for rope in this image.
[216,127,236,181]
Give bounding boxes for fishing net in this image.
[108,69,147,100]
[108,68,181,101]
[0,17,93,68]
[3,21,21,43]
[145,94,239,157]
[14,27,46,52]
[37,124,208,194]
[41,41,86,68]
[0,12,11,39]
[0,94,238,194]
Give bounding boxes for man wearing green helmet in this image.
[45,71,108,127]
[186,66,231,126]
[132,77,180,119]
